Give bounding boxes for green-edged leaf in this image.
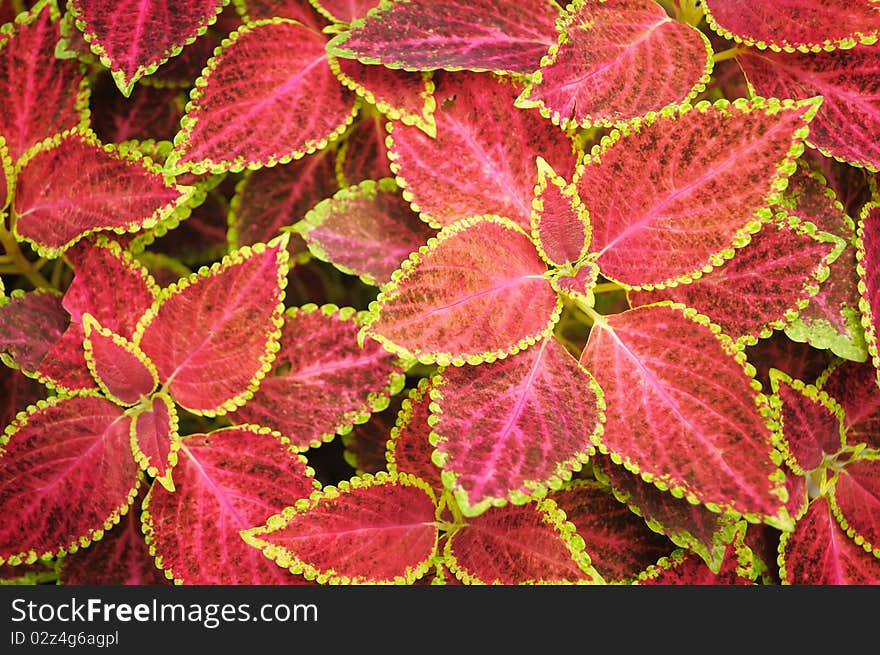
[857,203,880,384]
[0,135,10,211]
[167,19,357,174]
[746,331,835,391]
[819,360,880,449]
[82,313,158,406]
[0,395,138,565]
[549,262,600,307]
[233,303,405,449]
[362,216,560,366]
[89,73,186,144]
[335,110,392,186]
[637,535,756,585]
[831,457,880,559]
[342,395,402,475]
[134,235,289,415]
[237,0,325,27]
[517,0,712,129]
[310,0,380,23]
[0,366,46,432]
[242,471,438,584]
[386,378,442,495]
[579,303,789,527]
[576,97,820,289]
[130,393,180,493]
[530,157,589,268]
[0,289,68,374]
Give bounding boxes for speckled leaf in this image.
[638,542,754,585]
[0,289,68,374]
[704,0,880,53]
[0,1,88,162]
[131,393,179,493]
[531,157,589,267]
[326,0,558,75]
[13,130,189,257]
[577,97,820,288]
[233,304,405,449]
[336,111,392,186]
[81,314,158,406]
[134,236,288,415]
[90,75,186,144]
[0,135,9,210]
[857,204,880,385]
[237,0,324,27]
[0,367,45,431]
[580,304,788,526]
[167,19,357,175]
[432,335,603,516]
[518,0,712,129]
[363,216,560,366]
[68,0,227,95]
[746,332,834,390]
[550,262,600,307]
[0,395,138,565]
[311,0,378,23]
[295,178,436,286]
[738,47,880,171]
[386,379,442,495]
[342,395,402,474]
[242,472,437,584]
[820,360,880,449]
[387,72,578,231]
[35,326,95,393]
[780,495,880,584]
[142,425,319,584]
[831,458,880,558]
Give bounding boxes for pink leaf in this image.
[432,335,603,515]
[312,0,379,23]
[638,543,754,585]
[530,157,589,267]
[857,204,880,386]
[388,72,578,231]
[577,97,819,288]
[68,0,227,95]
[233,304,405,449]
[242,472,438,584]
[517,0,712,129]
[820,360,880,449]
[579,304,789,525]
[142,425,319,584]
[0,2,88,162]
[134,236,289,415]
[0,395,138,565]
[13,130,190,257]
[237,0,325,28]
[0,135,9,211]
[35,325,96,393]
[296,177,436,286]
[550,262,600,307]
[342,395,403,475]
[168,19,357,174]
[832,458,880,558]
[326,0,558,75]
[0,366,45,431]
[336,111,393,186]
[131,393,180,493]
[0,289,68,374]
[386,379,443,495]
[82,314,158,406]
[363,216,560,366]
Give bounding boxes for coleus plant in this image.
[0,0,879,586]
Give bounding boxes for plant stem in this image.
[0,222,51,290]
[713,46,744,63]
[592,281,623,295]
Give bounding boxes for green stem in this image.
[0,222,51,290]
[592,281,623,295]
[574,298,610,331]
[713,46,743,63]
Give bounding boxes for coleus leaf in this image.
[12,129,191,257]
[831,457,880,559]
[130,393,180,493]
[746,331,834,391]
[142,425,320,584]
[326,0,559,76]
[89,75,186,144]
[342,395,402,475]
[550,262,600,307]
[819,360,880,449]
[627,217,844,347]
[0,0,88,162]
[779,495,880,584]
[336,110,392,186]
[0,366,45,431]
[637,540,755,585]
[310,0,378,23]
[516,0,712,129]
[233,303,405,449]
[737,46,880,171]
[575,96,820,288]
[703,0,880,53]
[0,395,138,565]
[134,235,289,415]
[530,157,589,268]
[857,203,880,385]
[166,19,358,175]
[385,378,442,495]
[445,497,602,584]
[243,471,438,584]
[431,335,603,516]
[363,216,560,366]
[387,71,578,231]
[294,177,436,286]
[237,0,325,28]
[67,0,227,96]
[82,313,158,406]
[0,289,68,374]
[579,303,789,526]
[0,135,9,210]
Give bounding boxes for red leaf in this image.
[388,72,578,231]
[135,236,289,415]
[233,304,405,449]
[296,178,436,286]
[638,541,754,585]
[68,0,227,95]
[858,204,880,386]
[0,366,45,432]
[239,0,325,28]
[168,20,357,174]
[82,314,158,406]
[242,472,438,584]
[580,304,789,525]
[131,393,180,493]
[90,74,186,144]
[363,216,560,366]
[312,0,379,23]
[0,395,138,565]
[35,325,95,393]
[820,360,880,449]
[518,0,712,129]
[550,262,600,307]
[0,289,68,374]
[746,331,834,391]
[576,97,820,288]
[342,395,403,475]
[327,0,558,75]
[832,458,880,558]
[336,111,392,186]
[530,157,589,267]
[0,135,9,211]
[386,379,443,495]
[142,425,319,584]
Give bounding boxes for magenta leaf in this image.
[704,0,880,53]
[0,289,68,374]
[142,425,319,584]
[35,326,96,393]
[831,457,880,558]
[531,157,589,268]
[746,332,835,391]
[311,0,379,23]
[550,262,600,307]
[13,130,191,257]
[363,216,560,366]
[326,0,558,75]
[167,19,357,174]
[517,0,712,129]
[432,335,604,516]
[387,71,578,231]
[0,395,138,565]
[579,304,789,526]
[819,360,880,449]
[0,1,88,162]
[336,111,393,186]
[857,203,880,386]
[134,236,288,415]
[82,314,158,406]
[233,303,405,449]
[90,75,186,144]
[295,177,436,286]
[0,366,45,432]
[130,393,180,493]
[68,0,227,95]
[342,395,403,475]
[237,0,325,27]
[638,537,755,585]
[386,378,443,495]
[0,135,9,211]
[242,471,438,584]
